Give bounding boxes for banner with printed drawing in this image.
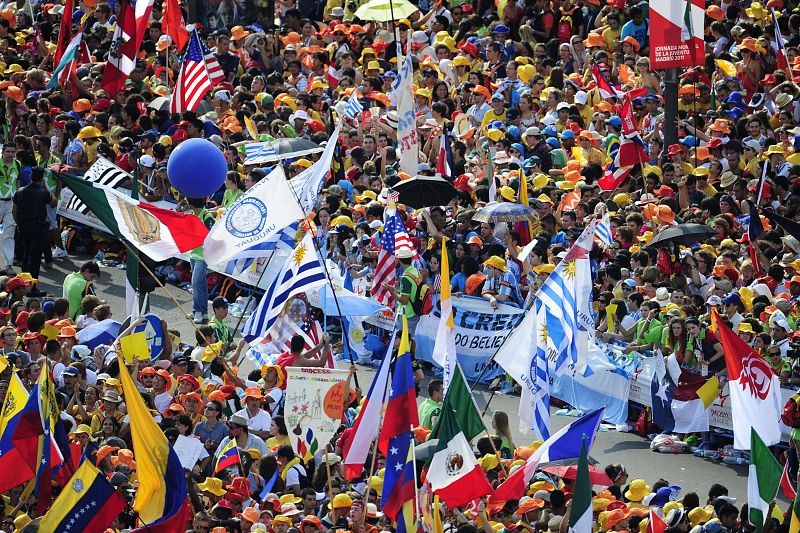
[285,368,351,461]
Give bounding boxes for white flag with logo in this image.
[203,165,304,265]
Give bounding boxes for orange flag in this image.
[557,190,581,216]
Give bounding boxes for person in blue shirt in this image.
[620,6,649,55]
[451,255,480,294]
[541,213,567,247]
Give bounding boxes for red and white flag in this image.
[101,0,155,95]
[711,309,782,450]
[772,9,790,75]
[171,29,224,113]
[647,509,668,533]
[649,0,705,69]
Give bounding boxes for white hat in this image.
[396,248,415,259]
[139,154,156,168]
[782,235,800,253]
[289,109,310,122]
[574,91,588,105]
[330,6,344,16]
[493,151,512,164]
[213,89,232,103]
[556,102,571,111]
[411,31,429,44]
[652,286,671,305]
[706,295,722,306]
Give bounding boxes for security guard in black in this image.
[13,167,55,282]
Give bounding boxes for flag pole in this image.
[283,157,359,385]
[410,423,422,524]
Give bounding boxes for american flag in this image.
[170,29,224,113]
[386,188,400,206]
[371,210,418,306]
[344,92,364,119]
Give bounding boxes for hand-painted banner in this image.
[650,0,705,69]
[415,296,524,382]
[285,367,350,460]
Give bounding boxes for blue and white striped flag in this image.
[536,223,595,376]
[242,233,328,345]
[221,223,299,276]
[344,92,364,119]
[244,142,278,165]
[594,212,613,249]
[495,297,551,439]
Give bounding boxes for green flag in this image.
[430,363,485,442]
[748,428,781,533]
[568,440,592,533]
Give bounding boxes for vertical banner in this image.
[285,368,350,459]
[650,0,705,69]
[393,53,419,177]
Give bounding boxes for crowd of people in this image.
[3,0,800,530]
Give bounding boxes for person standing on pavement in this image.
[182,197,215,324]
[34,136,67,264]
[63,261,101,319]
[0,144,20,274]
[210,296,233,344]
[13,167,54,293]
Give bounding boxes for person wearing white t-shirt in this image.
[233,387,272,440]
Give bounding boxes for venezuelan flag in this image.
[0,373,35,492]
[215,438,242,474]
[118,353,190,531]
[39,460,127,533]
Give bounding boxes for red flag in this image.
[101,0,155,95]
[162,0,189,51]
[599,162,632,191]
[619,97,638,135]
[781,459,797,500]
[647,509,667,533]
[53,0,74,66]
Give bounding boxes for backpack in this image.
[403,271,434,315]
[557,7,576,42]
[782,394,800,428]
[291,464,312,489]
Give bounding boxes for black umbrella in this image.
[393,176,457,209]
[148,96,212,115]
[646,223,715,248]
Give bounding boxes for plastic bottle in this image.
[722,455,748,465]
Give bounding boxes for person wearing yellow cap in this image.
[482,256,522,309]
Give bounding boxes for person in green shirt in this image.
[210,296,234,345]
[623,301,663,354]
[381,248,422,332]
[418,379,443,430]
[62,261,101,320]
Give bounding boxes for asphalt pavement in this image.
[37,255,753,504]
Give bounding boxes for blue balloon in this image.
[167,138,227,198]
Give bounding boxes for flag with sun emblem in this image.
[243,233,328,345]
[537,223,596,375]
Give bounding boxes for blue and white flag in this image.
[550,341,636,426]
[289,124,341,214]
[48,32,83,89]
[242,233,328,345]
[495,298,550,439]
[203,165,304,265]
[220,224,298,276]
[341,268,371,362]
[344,92,364,120]
[536,223,595,375]
[244,142,278,165]
[594,212,613,250]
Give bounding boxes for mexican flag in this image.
[567,441,592,533]
[748,428,781,533]
[427,403,492,508]
[430,363,485,442]
[59,173,210,262]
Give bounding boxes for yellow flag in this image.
[433,495,444,533]
[0,373,28,438]
[517,168,533,241]
[715,59,737,77]
[439,236,454,329]
[696,375,720,409]
[117,353,172,524]
[243,114,258,140]
[41,324,60,341]
[400,315,410,354]
[606,303,618,333]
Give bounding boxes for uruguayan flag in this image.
[595,212,613,249]
[244,142,278,165]
[495,298,550,439]
[203,166,305,265]
[536,223,595,375]
[242,233,328,344]
[344,93,364,119]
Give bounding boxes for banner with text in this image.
[415,296,524,382]
[285,367,350,460]
[650,0,705,69]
